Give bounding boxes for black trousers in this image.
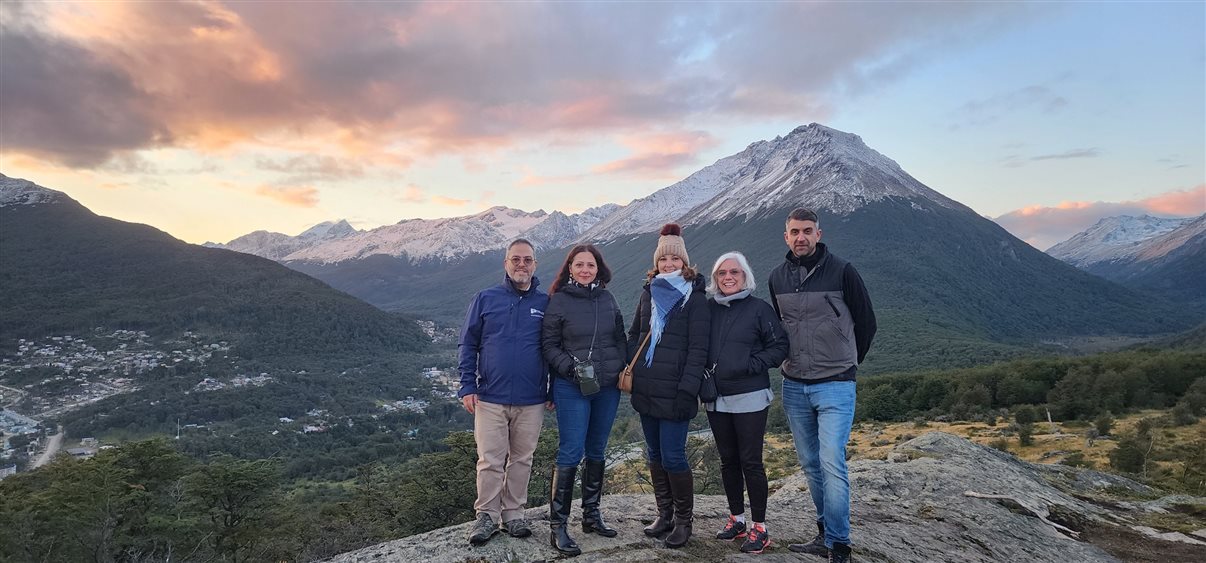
[705,407,769,522]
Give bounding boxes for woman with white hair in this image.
[705,251,789,554]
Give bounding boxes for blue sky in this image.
[1,2,1202,248]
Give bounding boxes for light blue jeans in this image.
[782,378,856,548]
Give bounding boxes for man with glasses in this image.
[459,238,554,545]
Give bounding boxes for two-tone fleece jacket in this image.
[767,242,877,383]
[458,275,551,406]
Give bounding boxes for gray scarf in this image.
[712,288,751,307]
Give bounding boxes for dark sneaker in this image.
[829,542,852,563]
[503,518,532,538]
[468,513,499,545]
[739,523,771,554]
[715,515,747,541]
[787,521,827,556]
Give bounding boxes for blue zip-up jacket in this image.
[457,275,551,406]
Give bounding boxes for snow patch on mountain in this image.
[1046,215,1195,267]
[581,123,969,241]
[0,174,68,207]
[284,206,557,263]
[206,219,362,261]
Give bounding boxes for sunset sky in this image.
[2,1,1203,249]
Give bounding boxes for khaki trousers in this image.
[473,400,544,523]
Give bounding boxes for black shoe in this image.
[715,515,747,541]
[468,512,499,546]
[580,459,618,537]
[643,462,674,538]
[549,465,582,556]
[829,542,852,563]
[663,470,693,549]
[788,521,827,556]
[503,518,531,538]
[739,523,771,554]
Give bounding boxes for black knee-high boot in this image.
[549,465,582,556]
[580,459,618,537]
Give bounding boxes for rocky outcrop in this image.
[324,433,1205,562]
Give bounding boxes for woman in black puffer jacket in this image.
[542,244,627,555]
[628,223,710,549]
[704,251,789,554]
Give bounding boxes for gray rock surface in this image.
[323,432,1204,563]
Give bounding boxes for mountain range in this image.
[1047,214,1205,307]
[230,123,1198,373]
[0,173,456,478]
[5,123,1200,378]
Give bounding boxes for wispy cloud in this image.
[951,84,1068,130]
[254,155,365,185]
[1030,147,1100,161]
[592,131,719,179]
[994,185,1206,250]
[255,185,320,207]
[398,184,427,203]
[432,195,470,206]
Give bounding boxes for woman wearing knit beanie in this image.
[627,223,710,549]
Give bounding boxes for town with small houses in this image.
[0,327,462,479]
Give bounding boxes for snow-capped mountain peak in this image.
[206,218,362,261]
[282,206,598,264]
[299,219,358,241]
[0,174,68,207]
[580,123,969,241]
[1046,215,1193,267]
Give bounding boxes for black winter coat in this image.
[542,282,628,388]
[627,275,710,421]
[707,294,789,397]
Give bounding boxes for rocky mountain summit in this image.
[323,433,1205,563]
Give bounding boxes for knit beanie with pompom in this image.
[653,223,689,269]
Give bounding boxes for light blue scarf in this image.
[645,271,693,366]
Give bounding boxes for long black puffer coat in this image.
[627,275,710,420]
[542,282,627,388]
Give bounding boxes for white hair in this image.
[706,251,756,298]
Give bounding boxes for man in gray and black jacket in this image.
[767,208,876,563]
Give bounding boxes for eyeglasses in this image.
[508,257,536,266]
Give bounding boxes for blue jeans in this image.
[552,377,621,467]
[782,378,856,547]
[640,413,691,472]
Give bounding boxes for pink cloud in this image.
[592,131,719,178]
[432,195,470,206]
[994,185,1206,250]
[1,2,1023,168]
[399,184,427,203]
[255,185,319,207]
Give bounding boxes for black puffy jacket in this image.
[627,275,710,420]
[707,294,789,397]
[542,282,628,388]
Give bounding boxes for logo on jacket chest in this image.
[530,308,544,318]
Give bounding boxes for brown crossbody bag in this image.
[618,331,651,394]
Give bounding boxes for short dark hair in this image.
[506,238,534,253]
[786,207,819,226]
[550,244,613,294]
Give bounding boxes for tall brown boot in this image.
[664,470,694,548]
[643,462,674,537]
